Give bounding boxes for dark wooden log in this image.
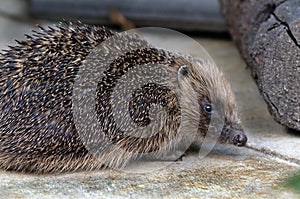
[220,0,300,131]
[30,0,226,32]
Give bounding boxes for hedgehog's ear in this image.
[178,65,189,80]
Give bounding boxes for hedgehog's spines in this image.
[24,34,34,40]
[0,22,246,173]
[37,24,46,31]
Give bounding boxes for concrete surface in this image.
[0,0,299,198]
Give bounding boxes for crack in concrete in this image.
[272,12,300,49]
[245,143,300,165]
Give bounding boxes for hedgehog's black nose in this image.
[232,131,247,147]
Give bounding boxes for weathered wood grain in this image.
[221,0,300,131]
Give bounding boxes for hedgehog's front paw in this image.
[174,152,187,162]
[159,150,187,162]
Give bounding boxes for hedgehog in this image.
[0,22,247,173]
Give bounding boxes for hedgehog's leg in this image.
[140,149,187,162]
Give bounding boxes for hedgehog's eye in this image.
[178,65,189,79]
[204,103,212,114]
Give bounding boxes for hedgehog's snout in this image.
[232,130,247,147]
[220,125,247,147]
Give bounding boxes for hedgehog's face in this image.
[217,73,248,147]
[176,57,247,147]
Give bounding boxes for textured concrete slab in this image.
[0,148,298,199]
[0,0,299,198]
